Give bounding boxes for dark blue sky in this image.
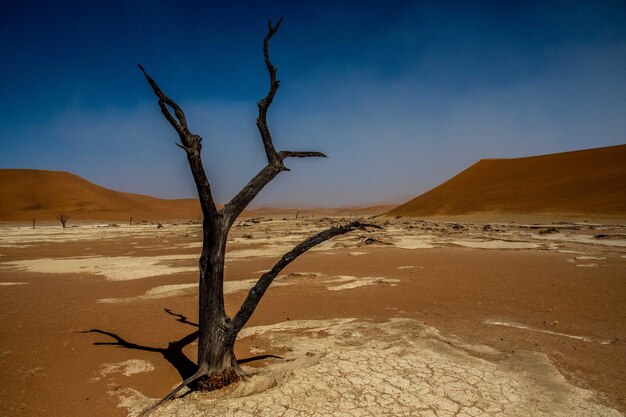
[1,1,625,206]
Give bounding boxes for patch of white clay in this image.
[97,278,297,303]
[0,224,200,247]
[2,254,198,281]
[323,275,401,291]
[152,318,621,417]
[484,319,611,345]
[98,359,155,378]
[391,236,436,249]
[97,283,197,303]
[113,387,158,417]
[531,233,626,248]
[451,240,539,249]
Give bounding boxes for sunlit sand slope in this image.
[0,169,201,221]
[388,144,626,217]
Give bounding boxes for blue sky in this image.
[1,1,625,206]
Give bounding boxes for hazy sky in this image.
[1,1,625,207]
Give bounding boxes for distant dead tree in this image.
[56,213,70,228]
[32,218,35,229]
[129,216,133,225]
[138,18,378,412]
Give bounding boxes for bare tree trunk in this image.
[194,221,244,388]
[57,213,70,228]
[32,218,35,229]
[138,18,380,413]
[129,217,133,225]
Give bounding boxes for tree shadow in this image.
[81,308,281,382]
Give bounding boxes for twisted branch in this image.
[138,65,217,217]
[222,18,326,227]
[226,222,381,344]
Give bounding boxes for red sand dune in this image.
[0,169,201,222]
[388,144,626,218]
[0,170,392,223]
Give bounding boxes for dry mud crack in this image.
[147,319,621,417]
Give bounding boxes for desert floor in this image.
[0,217,625,416]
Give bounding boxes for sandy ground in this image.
[0,217,625,416]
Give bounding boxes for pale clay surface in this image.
[95,273,399,303]
[129,318,624,417]
[96,359,155,379]
[1,254,199,281]
[2,220,624,282]
[2,220,624,416]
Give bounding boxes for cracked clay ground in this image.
[1,218,625,416]
[152,319,621,417]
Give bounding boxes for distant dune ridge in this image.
[388,144,626,219]
[0,169,201,222]
[3,144,625,223]
[0,169,391,223]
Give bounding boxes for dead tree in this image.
[56,213,70,228]
[139,18,378,411]
[129,216,133,225]
[32,218,36,229]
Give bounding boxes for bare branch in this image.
[139,65,218,217]
[222,149,328,226]
[227,222,381,343]
[278,150,327,159]
[139,365,208,417]
[138,65,191,141]
[221,18,333,226]
[256,17,284,163]
[222,164,282,227]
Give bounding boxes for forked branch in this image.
[226,221,381,344]
[139,65,218,217]
[138,65,190,142]
[257,17,283,163]
[222,19,326,226]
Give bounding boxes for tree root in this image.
[139,366,245,416]
[139,365,207,417]
[196,368,242,391]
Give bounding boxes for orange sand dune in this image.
[388,144,626,219]
[0,169,201,222]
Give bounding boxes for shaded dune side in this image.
[388,144,626,217]
[0,169,201,221]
